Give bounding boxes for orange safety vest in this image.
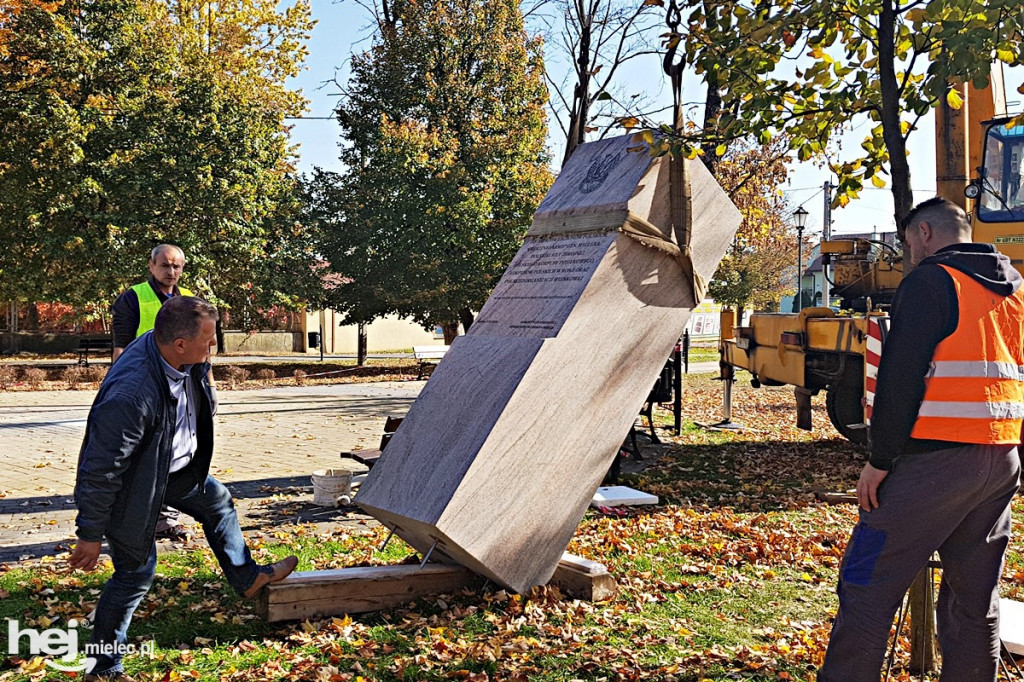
[910,264,1024,443]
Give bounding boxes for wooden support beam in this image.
[814,489,857,505]
[549,553,618,602]
[259,554,617,623]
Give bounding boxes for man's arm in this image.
[111,289,140,361]
[74,393,152,543]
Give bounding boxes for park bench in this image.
[340,416,404,470]
[75,336,113,367]
[413,345,449,380]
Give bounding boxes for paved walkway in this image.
[0,381,424,563]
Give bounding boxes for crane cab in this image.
[970,118,1024,270]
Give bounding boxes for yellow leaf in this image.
[838,194,851,207]
[905,8,925,22]
[620,116,640,129]
[715,144,727,157]
[871,175,886,188]
[21,658,47,673]
[996,48,1015,64]
[946,88,964,110]
[641,129,655,145]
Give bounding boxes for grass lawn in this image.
[3,377,1023,680]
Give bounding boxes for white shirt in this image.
[160,358,198,474]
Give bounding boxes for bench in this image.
[340,416,404,470]
[75,336,113,367]
[412,345,450,380]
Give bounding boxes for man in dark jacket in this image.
[70,297,296,681]
[819,197,1024,680]
[112,243,203,540]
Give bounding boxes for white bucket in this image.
[311,468,353,507]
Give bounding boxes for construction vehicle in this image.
[717,66,1024,445]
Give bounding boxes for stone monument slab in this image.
[356,134,741,592]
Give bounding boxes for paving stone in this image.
[0,381,421,563]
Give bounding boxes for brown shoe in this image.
[85,673,137,681]
[242,555,298,599]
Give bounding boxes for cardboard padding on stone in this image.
[356,134,741,593]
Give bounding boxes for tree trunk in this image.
[878,0,914,240]
[26,302,39,331]
[441,322,460,345]
[701,78,722,175]
[699,0,724,174]
[908,568,938,673]
[357,323,367,366]
[562,0,592,165]
[215,317,225,355]
[458,307,474,335]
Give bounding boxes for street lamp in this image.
[793,206,809,310]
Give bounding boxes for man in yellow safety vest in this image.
[111,244,210,541]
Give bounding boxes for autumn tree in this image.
[0,0,318,336]
[540,0,661,163]
[660,0,1024,232]
[707,138,798,314]
[315,0,551,342]
[0,0,58,57]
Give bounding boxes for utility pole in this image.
[822,181,834,308]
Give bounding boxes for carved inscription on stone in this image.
[470,232,615,338]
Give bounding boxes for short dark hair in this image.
[154,296,218,344]
[902,197,970,239]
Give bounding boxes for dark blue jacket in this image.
[74,332,215,564]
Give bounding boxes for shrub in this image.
[63,366,86,388]
[293,369,306,386]
[23,368,46,388]
[85,366,107,383]
[0,365,16,389]
[256,369,276,381]
[225,366,249,389]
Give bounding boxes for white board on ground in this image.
[591,486,659,507]
[1000,598,1024,655]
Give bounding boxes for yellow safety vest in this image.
[132,281,194,338]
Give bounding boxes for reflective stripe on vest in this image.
[131,281,194,338]
[910,264,1024,444]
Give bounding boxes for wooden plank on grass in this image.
[259,554,617,622]
[259,564,483,623]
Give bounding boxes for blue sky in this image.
[285,0,1023,238]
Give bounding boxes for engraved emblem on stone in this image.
[579,153,621,194]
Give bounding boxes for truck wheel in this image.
[826,378,868,447]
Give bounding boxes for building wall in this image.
[222,331,303,353]
[302,310,448,354]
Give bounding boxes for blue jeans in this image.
[88,476,261,676]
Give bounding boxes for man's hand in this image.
[68,540,102,571]
[856,463,889,512]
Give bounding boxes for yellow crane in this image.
[717,66,1024,444]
